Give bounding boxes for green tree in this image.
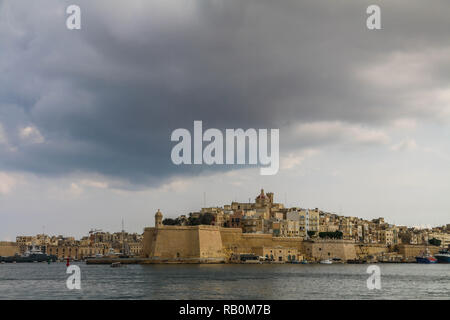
[307,231,316,238]
[187,217,201,226]
[162,218,177,226]
[200,213,215,225]
[319,231,343,239]
[429,238,441,246]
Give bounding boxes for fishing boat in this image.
[435,249,450,263]
[415,249,437,264]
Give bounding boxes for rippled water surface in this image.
[0,263,448,299]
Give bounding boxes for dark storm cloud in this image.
[1,0,449,187]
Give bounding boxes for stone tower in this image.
[267,192,274,204]
[255,189,271,208]
[155,209,163,228]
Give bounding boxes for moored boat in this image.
[347,259,367,264]
[435,249,450,263]
[0,246,57,263]
[415,249,437,264]
[319,259,332,264]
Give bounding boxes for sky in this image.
[1,0,450,240]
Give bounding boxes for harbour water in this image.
[0,263,448,299]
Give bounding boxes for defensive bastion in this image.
[142,210,358,263]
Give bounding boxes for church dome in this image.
[256,189,266,199]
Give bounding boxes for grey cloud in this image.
[1,0,450,187]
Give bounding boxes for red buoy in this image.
[66,258,70,267]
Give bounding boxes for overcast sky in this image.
[1,0,450,240]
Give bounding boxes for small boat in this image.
[320,259,333,264]
[111,262,121,268]
[300,260,308,264]
[243,259,261,264]
[416,249,437,264]
[347,259,366,264]
[435,249,450,263]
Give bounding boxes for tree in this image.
[319,231,343,239]
[307,231,316,238]
[162,218,177,226]
[200,213,214,225]
[164,213,215,226]
[187,217,201,226]
[162,217,186,226]
[429,238,441,246]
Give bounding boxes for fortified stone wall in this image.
[198,226,224,259]
[143,226,359,262]
[303,240,357,261]
[142,225,363,262]
[219,228,303,254]
[397,244,440,259]
[143,225,224,261]
[272,237,304,251]
[355,244,389,258]
[143,226,200,259]
[0,242,20,256]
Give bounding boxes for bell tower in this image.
[155,209,163,228]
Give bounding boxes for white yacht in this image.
[319,259,333,264]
